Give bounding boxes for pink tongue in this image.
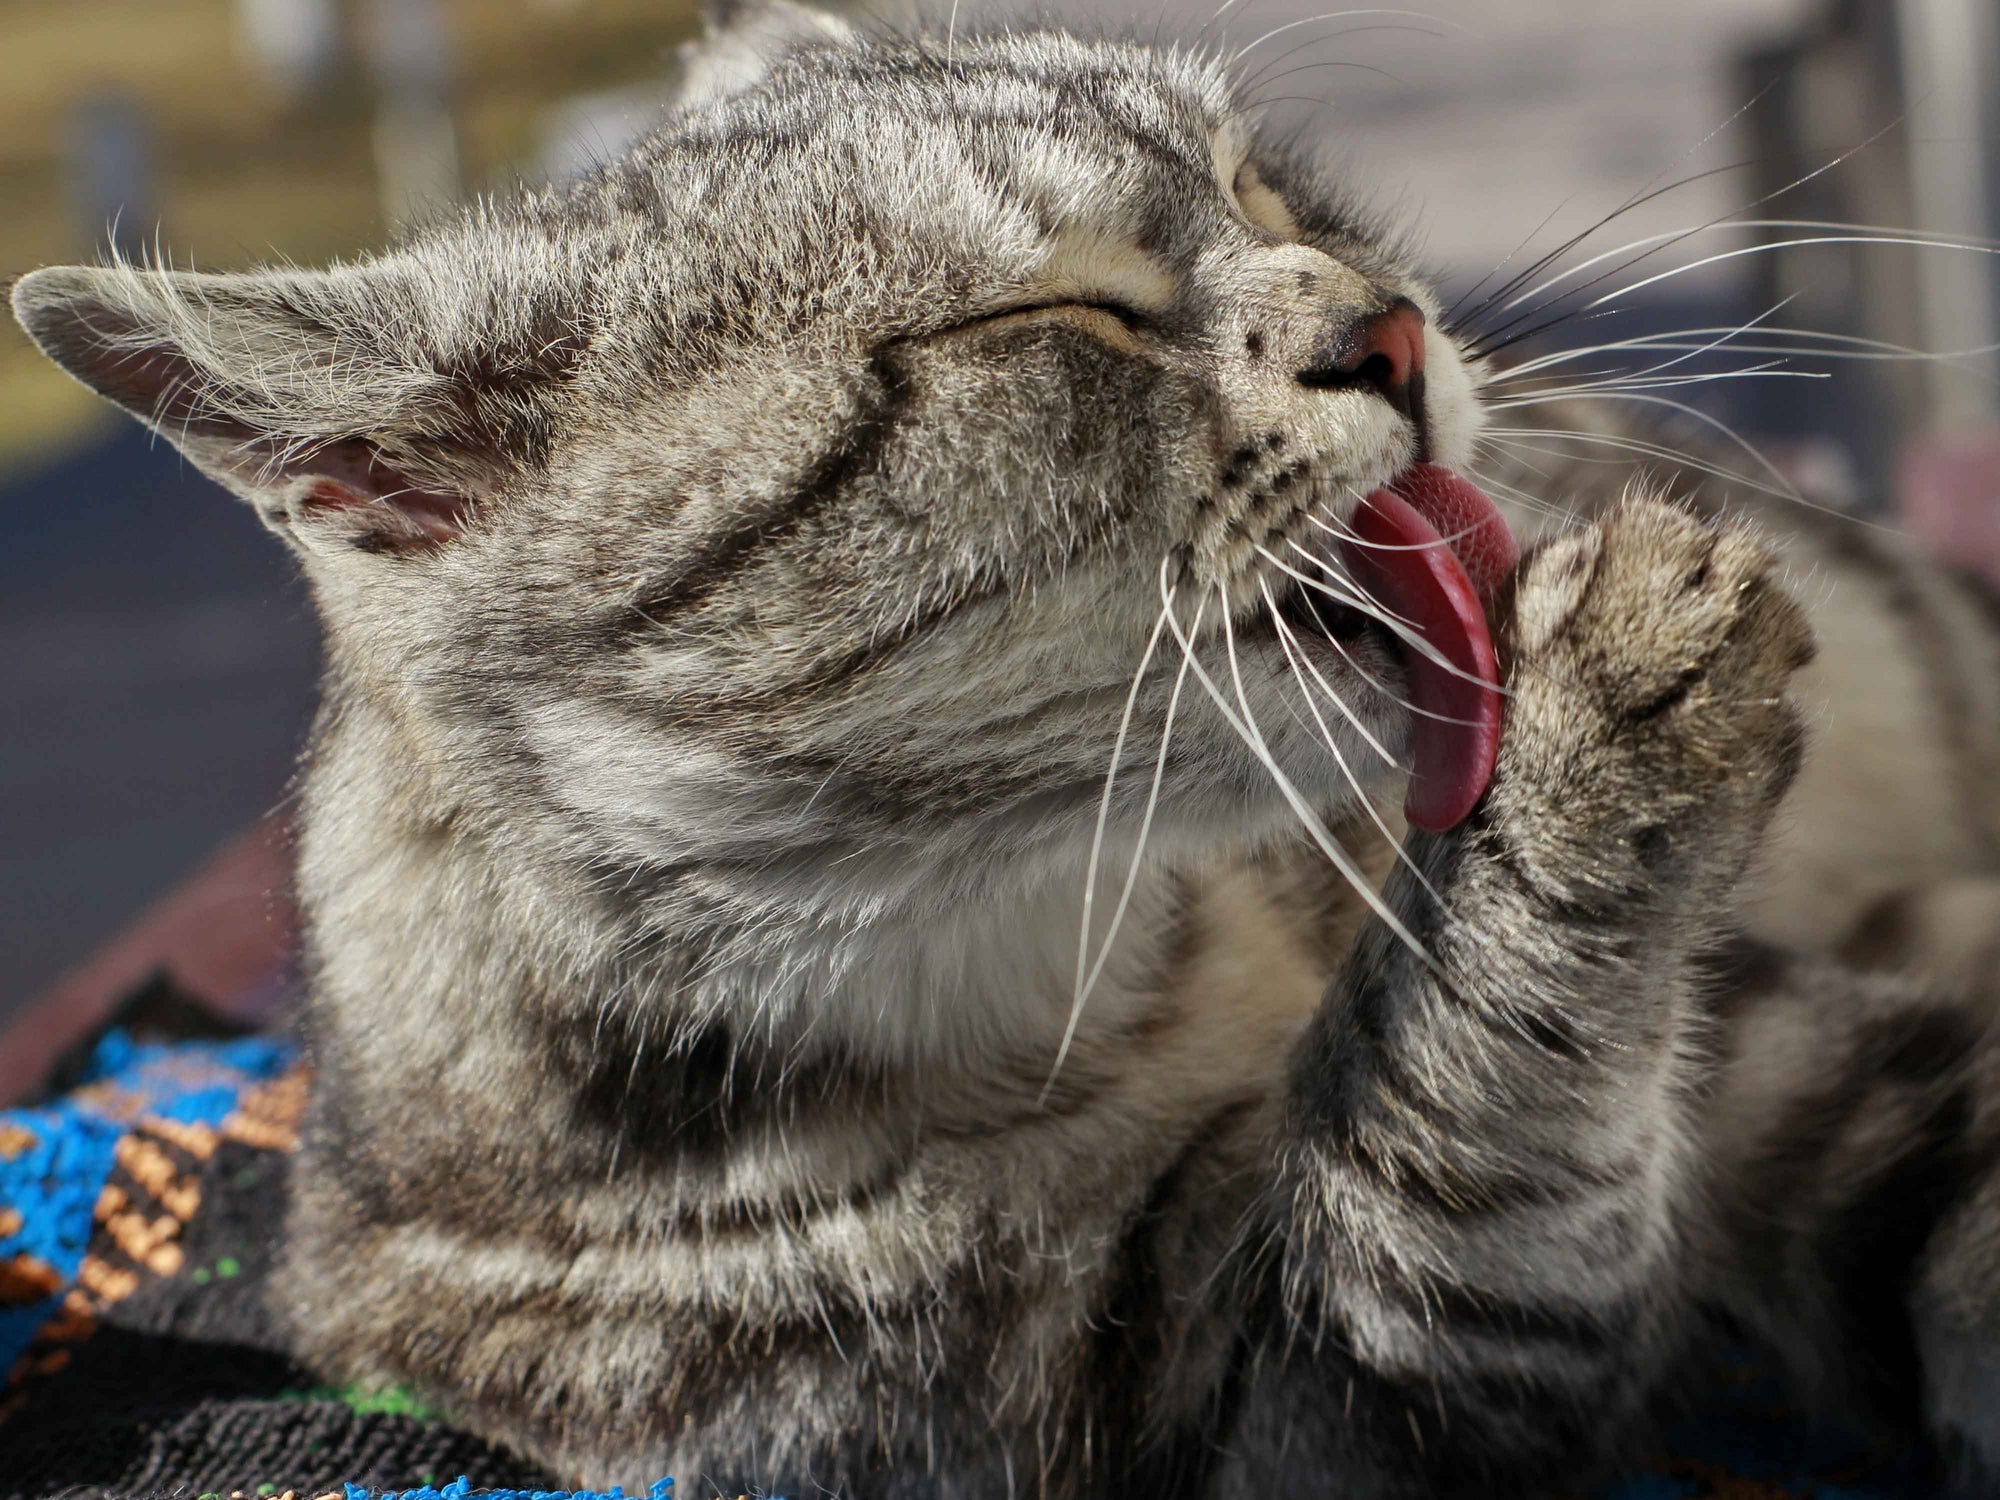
[1339,464,1517,832]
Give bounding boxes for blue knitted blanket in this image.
[0,1027,1935,1499]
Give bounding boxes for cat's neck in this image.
[297,695,1188,1079]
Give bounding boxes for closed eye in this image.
[982,297,1153,332]
[913,298,1158,352]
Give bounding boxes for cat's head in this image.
[11,2,1488,918]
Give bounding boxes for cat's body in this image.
[12,9,2000,1495]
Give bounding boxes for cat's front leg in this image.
[1215,497,1817,1497]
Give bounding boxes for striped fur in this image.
[12,6,2000,1494]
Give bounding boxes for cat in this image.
[12,3,2000,1494]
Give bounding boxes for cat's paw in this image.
[1487,495,1816,901]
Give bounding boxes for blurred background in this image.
[2,0,1997,1026]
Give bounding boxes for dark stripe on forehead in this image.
[625,354,906,626]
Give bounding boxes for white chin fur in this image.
[1420,326,1484,473]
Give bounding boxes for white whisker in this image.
[1487,389,1801,495]
[1228,8,1459,62]
[1299,586,1452,727]
[1191,582,1441,971]
[1268,541,1508,700]
[1581,232,2000,314]
[1489,327,2000,400]
[1255,578,1403,761]
[1461,462,1580,525]
[1486,394,1909,536]
[1071,596,1172,1015]
[1263,578,1443,906]
[1478,426,1799,504]
[1048,586,1206,1099]
[1491,294,1801,385]
[1496,364,1829,399]
[1448,80,1778,330]
[1301,510,1502,555]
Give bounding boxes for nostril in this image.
[1348,350,1400,397]
[1297,297,1428,419]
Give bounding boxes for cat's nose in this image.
[1296,298,1428,423]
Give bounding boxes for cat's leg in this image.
[1211,497,1817,1496]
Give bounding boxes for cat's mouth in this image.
[1269,465,1516,832]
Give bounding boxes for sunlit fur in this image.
[11,5,2000,1494]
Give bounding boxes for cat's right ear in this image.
[671,0,858,109]
[10,260,576,562]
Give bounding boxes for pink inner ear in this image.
[384,490,474,543]
[302,478,470,544]
[294,439,475,550]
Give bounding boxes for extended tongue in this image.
[1338,466,1515,832]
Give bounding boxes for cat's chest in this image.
[1159,827,1392,1082]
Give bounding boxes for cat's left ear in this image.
[10,259,578,559]
[671,0,858,109]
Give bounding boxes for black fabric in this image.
[0,1396,550,1500]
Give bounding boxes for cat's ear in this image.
[672,0,858,108]
[10,260,575,559]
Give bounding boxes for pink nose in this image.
[1300,297,1428,422]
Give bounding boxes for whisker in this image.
[1233,23,1448,98]
[1269,540,1509,700]
[1194,582,1440,971]
[1071,595,1173,1020]
[1254,575,1402,761]
[1239,51,1437,101]
[1465,215,1995,365]
[1199,0,1269,46]
[1292,578,1454,727]
[1461,461,1582,527]
[1463,116,1910,353]
[1495,328,2000,383]
[1478,425,1802,503]
[1489,293,1803,389]
[1448,79,1780,330]
[1494,364,1829,399]
[1227,7,1460,63]
[1580,231,2000,314]
[1301,509,1501,556]
[1486,394,1908,536]
[1263,577,1443,904]
[1048,588,1207,1099]
[1265,536,1417,628]
[1487,389,1800,494]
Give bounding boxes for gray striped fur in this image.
[12,7,2000,1493]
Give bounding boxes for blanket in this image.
[0,1012,1937,1499]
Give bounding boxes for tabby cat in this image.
[13,4,2000,1494]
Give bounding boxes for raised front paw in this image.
[1489,495,1816,901]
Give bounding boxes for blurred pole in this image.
[69,91,155,262]
[1895,0,2000,426]
[235,0,345,102]
[1739,8,1917,503]
[360,0,462,226]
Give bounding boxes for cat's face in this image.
[12,11,1485,913]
